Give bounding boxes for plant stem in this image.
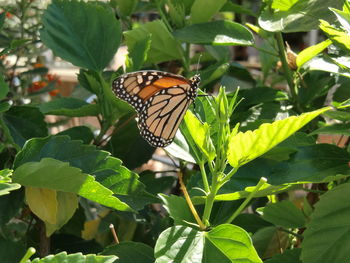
[225,177,267,224]
[178,171,206,230]
[199,161,210,193]
[201,174,220,227]
[19,247,36,263]
[275,33,297,101]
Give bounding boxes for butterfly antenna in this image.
[195,53,202,75]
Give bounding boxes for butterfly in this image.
[112,70,200,147]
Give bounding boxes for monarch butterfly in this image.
[112,71,200,147]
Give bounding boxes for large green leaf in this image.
[13,158,133,212]
[252,226,289,259]
[173,20,254,46]
[262,200,306,228]
[40,0,121,71]
[39,98,100,117]
[158,194,196,227]
[101,241,154,263]
[189,0,227,23]
[2,106,48,148]
[259,0,343,32]
[124,20,182,64]
[13,136,155,210]
[29,251,117,263]
[227,107,329,168]
[155,224,262,263]
[301,183,350,263]
[57,126,94,144]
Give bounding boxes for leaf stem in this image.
[199,161,210,193]
[225,177,267,224]
[178,171,206,230]
[275,33,297,101]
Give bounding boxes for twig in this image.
[109,224,120,244]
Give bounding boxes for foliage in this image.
[0,0,350,262]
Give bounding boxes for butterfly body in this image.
[112,70,200,147]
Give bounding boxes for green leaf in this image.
[252,226,289,259]
[319,19,350,52]
[13,158,133,212]
[305,56,350,78]
[0,74,9,100]
[39,97,100,117]
[29,251,117,263]
[124,20,182,64]
[2,106,48,147]
[173,20,254,46]
[0,238,26,263]
[227,107,329,168]
[101,241,154,263]
[0,169,21,196]
[296,39,332,67]
[271,0,299,11]
[155,225,262,263]
[139,171,175,195]
[115,0,138,18]
[262,200,306,228]
[125,32,151,71]
[57,126,94,144]
[189,0,227,23]
[259,0,344,32]
[324,109,350,121]
[158,194,196,226]
[330,7,350,33]
[165,131,197,163]
[183,111,216,161]
[301,182,350,263]
[265,248,302,263]
[14,136,153,210]
[40,0,121,71]
[310,123,350,136]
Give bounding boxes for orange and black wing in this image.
[112,71,200,147]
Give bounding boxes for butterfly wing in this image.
[112,71,200,147]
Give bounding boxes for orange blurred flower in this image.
[33,63,45,68]
[6,12,13,19]
[28,81,47,93]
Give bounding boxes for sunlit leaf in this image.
[227,107,330,168]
